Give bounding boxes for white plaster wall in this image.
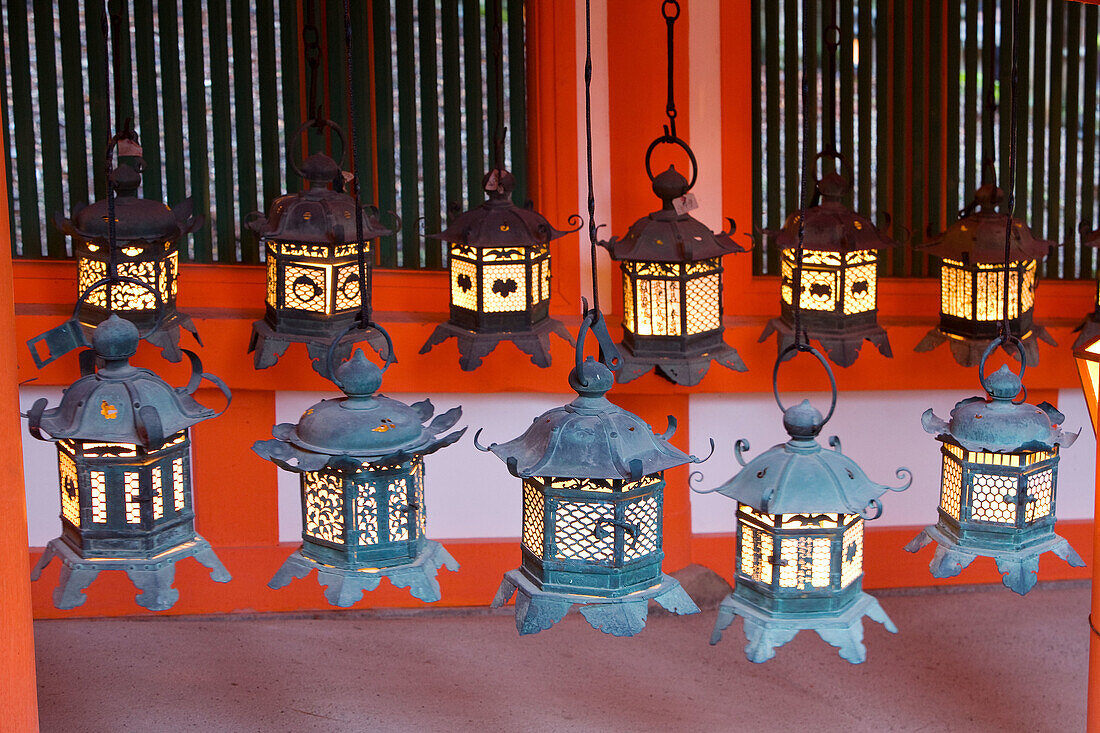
[688,389,1097,533]
[21,386,66,547]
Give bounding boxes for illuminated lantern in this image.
[1073,223,1100,350]
[253,350,465,605]
[599,165,748,385]
[30,158,202,367]
[915,182,1054,367]
[476,320,702,635]
[249,121,392,373]
[419,168,577,371]
[906,343,1083,594]
[759,161,898,367]
[698,353,910,662]
[27,316,232,610]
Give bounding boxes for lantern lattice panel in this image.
[450,257,480,311]
[59,452,80,526]
[778,536,832,589]
[79,255,176,311]
[840,521,864,588]
[685,275,721,333]
[940,455,963,520]
[781,249,878,316]
[283,264,328,312]
[151,466,164,520]
[739,523,774,585]
[304,472,344,544]
[124,472,142,524]
[334,265,363,311]
[172,458,185,511]
[622,495,660,561]
[482,263,528,313]
[1025,470,1054,522]
[553,501,615,562]
[90,471,107,523]
[969,473,1018,524]
[355,486,379,545]
[522,480,544,558]
[843,261,877,315]
[387,476,411,542]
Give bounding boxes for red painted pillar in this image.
[1088,431,1100,731]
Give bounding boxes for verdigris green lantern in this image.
[476,313,703,636]
[905,341,1082,594]
[696,350,910,662]
[253,349,465,606]
[27,316,232,610]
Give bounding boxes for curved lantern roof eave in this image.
[773,200,899,254]
[919,183,1053,264]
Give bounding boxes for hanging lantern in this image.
[419,169,577,371]
[28,157,203,368]
[1074,326,1100,431]
[475,315,703,635]
[906,341,1083,594]
[26,316,232,610]
[1073,224,1100,350]
[759,158,899,367]
[248,120,393,373]
[915,182,1055,367]
[696,349,910,662]
[600,165,748,385]
[253,348,465,606]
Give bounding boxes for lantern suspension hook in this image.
[302,0,324,127]
[998,0,1022,348]
[574,297,622,382]
[644,0,698,191]
[288,118,348,178]
[822,23,841,156]
[978,336,1028,405]
[773,344,838,428]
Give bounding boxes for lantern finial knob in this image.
[92,315,139,362]
[109,162,142,197]
[652,165,689,209]
[334,349,383,399]
[984,363,1022,400]
[300,153,341,187]
[568,357,614,399]
[974,182,1004,212]
[783,399,824,439]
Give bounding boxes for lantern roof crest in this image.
[253,350,465,472]
[27,316,229,447]
[921,182,1052,264]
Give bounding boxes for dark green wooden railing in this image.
[752,0,1100,279]
[1,0,527,268]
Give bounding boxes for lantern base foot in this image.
[249,319,391,375]
[914,326,1056,368]
[491,569,699,637]
[30,535,231,611]
[419,318,574,371]
[710,590,896,664]
[904,524,1085,596]
[760,317,891,368]
[268,540,459,606]
[614,342,748,386]
[1072,313,1100,350]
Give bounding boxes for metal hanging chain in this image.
[491,10,507,173]
[304,0,323,127]
[790,0,815,353]
[101,7,121,313]
[822,24,840,156]
[662,0,680,139]
[584,0,600,319]
[1000,0,1020,344]
[343,0,371,331]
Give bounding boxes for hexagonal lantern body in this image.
[56,160,202,363]
[916,183,1055,367]
[700,399,910,663]
[761,171,899,368]
[907,363,1084,594]
[481,357,701,636]
[253,350,466,606]
[248,145,392,372]
[27,317,231,611]
[419,169,575,371]
[600,166,748,385]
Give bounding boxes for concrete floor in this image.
[34,581,1087,733]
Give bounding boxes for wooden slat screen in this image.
[753,0,1100,280]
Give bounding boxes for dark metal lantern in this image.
[253,350,465,605]
[478,335,702,636]
[419,168,577,371]
[28,316,232,611]
[697,353,910,662]
[915,182,1055,367]
[759,162,899,367]
[249,121,393,374]
[600,165,748,385]
[906,347,1082,594]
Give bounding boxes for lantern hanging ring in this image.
[324,317,396,382]
[644,134,698,191]
[773,343,838,427]
[813,151,854,194]
[978,335,1028,405]
[574,297,622,382]
[288,118,347,178]
[823,23,841,50]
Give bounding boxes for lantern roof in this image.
[774,172,899,254]
[248,151,392,245]
[431,168,580,249]
[253,350,465,472]
[60,161,201,245]
[599,166,748,263]
[1082,223,1100,248]
[27,316,226,447]
[701,400,910,517]
[922,363,1078,453]
[921,183,1052,264]
[475,356,702,479]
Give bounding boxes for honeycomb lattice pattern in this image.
[622,495,659,561]
[969,473,1017,524]
[940,456,963,520]
[355,484,378,545]
[450,257,478,311]
[283,264,327,311]
[90,471,107,523]
[334,264,363,311]
[58,450,80,526]
[124,472,142,524]
[482,263,528,312]
[843,262,877,315]
[304,473,345,544]
[841,520,864,588]
[522,480,544,558]
[685,274,721,334]
[553,501,614,562]
[539,256,551,302]
[172,458,186,511]
[1024,468,1054,523]
[387,477,410,541]
[739,524,774,585]
[151,466,164,520]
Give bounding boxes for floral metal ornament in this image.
[906,340,1082,594]
[696,348,910,663]
[419,168,578,371]
[759,155,899,367]
[248,120,393,375]
[476,309,704,636]
[253,343,465,606]
[1073,223,1100,350]
[27,316,232,611]
[915,179,1055,367]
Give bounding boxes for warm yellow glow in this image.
[90,471,107,523]
[940,454,963,520]
[940,259,1037,321]
[266,258,277,306]
[124,472,142,524]
[282,263,329,313]
[553,500,615,562]
[522,479,544,558]
[450,257,479,311]
[740,524,774,585]
[355,485,379,545]
[78,250,177,311]
[969,473,1017,524]
[545,475,662,493]
[740,505,775,527]
[840,520,863,588]
[781,249,877,315]
[1024,469,1054,522]
[172,458,185,512]
[685,274,721,333]
[413,460,426,538]
[947,442,1055,467]
[540,257,551,301]
[482,263,528,312]
[387,475,411,541]
[151,466,164,520]
[58,450,80,526]
[304,472,345,544]
[334,264,363,311]
[781,513,840,529]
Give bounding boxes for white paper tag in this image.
[484,169,501,192]
[673,192,698,215]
